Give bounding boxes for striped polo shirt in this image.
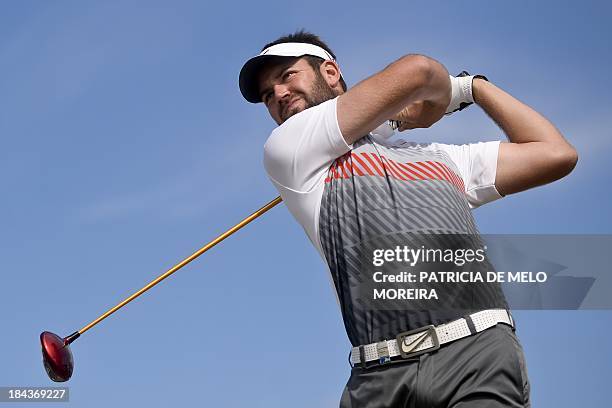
[264,97,508,346]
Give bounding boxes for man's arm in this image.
[336,55,451,145]
[472,78,578,196]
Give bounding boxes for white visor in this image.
[239,42,341,103]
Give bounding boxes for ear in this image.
[319,60,342,89]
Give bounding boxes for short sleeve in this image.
[432,140,504,208]
[263,97,351,193]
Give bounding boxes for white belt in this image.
[350,309,514,367]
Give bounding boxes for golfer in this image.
[239,31,577,407]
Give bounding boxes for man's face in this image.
[257,57,338,125]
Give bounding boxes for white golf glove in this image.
[370,121,397,140]
[446,71,488,115]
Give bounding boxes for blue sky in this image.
[1,1,610,406]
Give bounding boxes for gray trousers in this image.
[340,324,530,408]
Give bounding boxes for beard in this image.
[279,72,338,123]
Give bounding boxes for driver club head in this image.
[40,331,80,382]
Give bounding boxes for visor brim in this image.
[239,55,293,103]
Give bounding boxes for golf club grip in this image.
[78,196,283,335]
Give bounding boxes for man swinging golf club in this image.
[239,30,577,407]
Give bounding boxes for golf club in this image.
[40,196,283,382]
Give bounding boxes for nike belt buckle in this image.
[396,325,440,359]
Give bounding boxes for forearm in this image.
[473,78,578,195]
[473,78,574,149]
[337,55,450,144]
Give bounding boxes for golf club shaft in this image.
[78,196,283,335]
